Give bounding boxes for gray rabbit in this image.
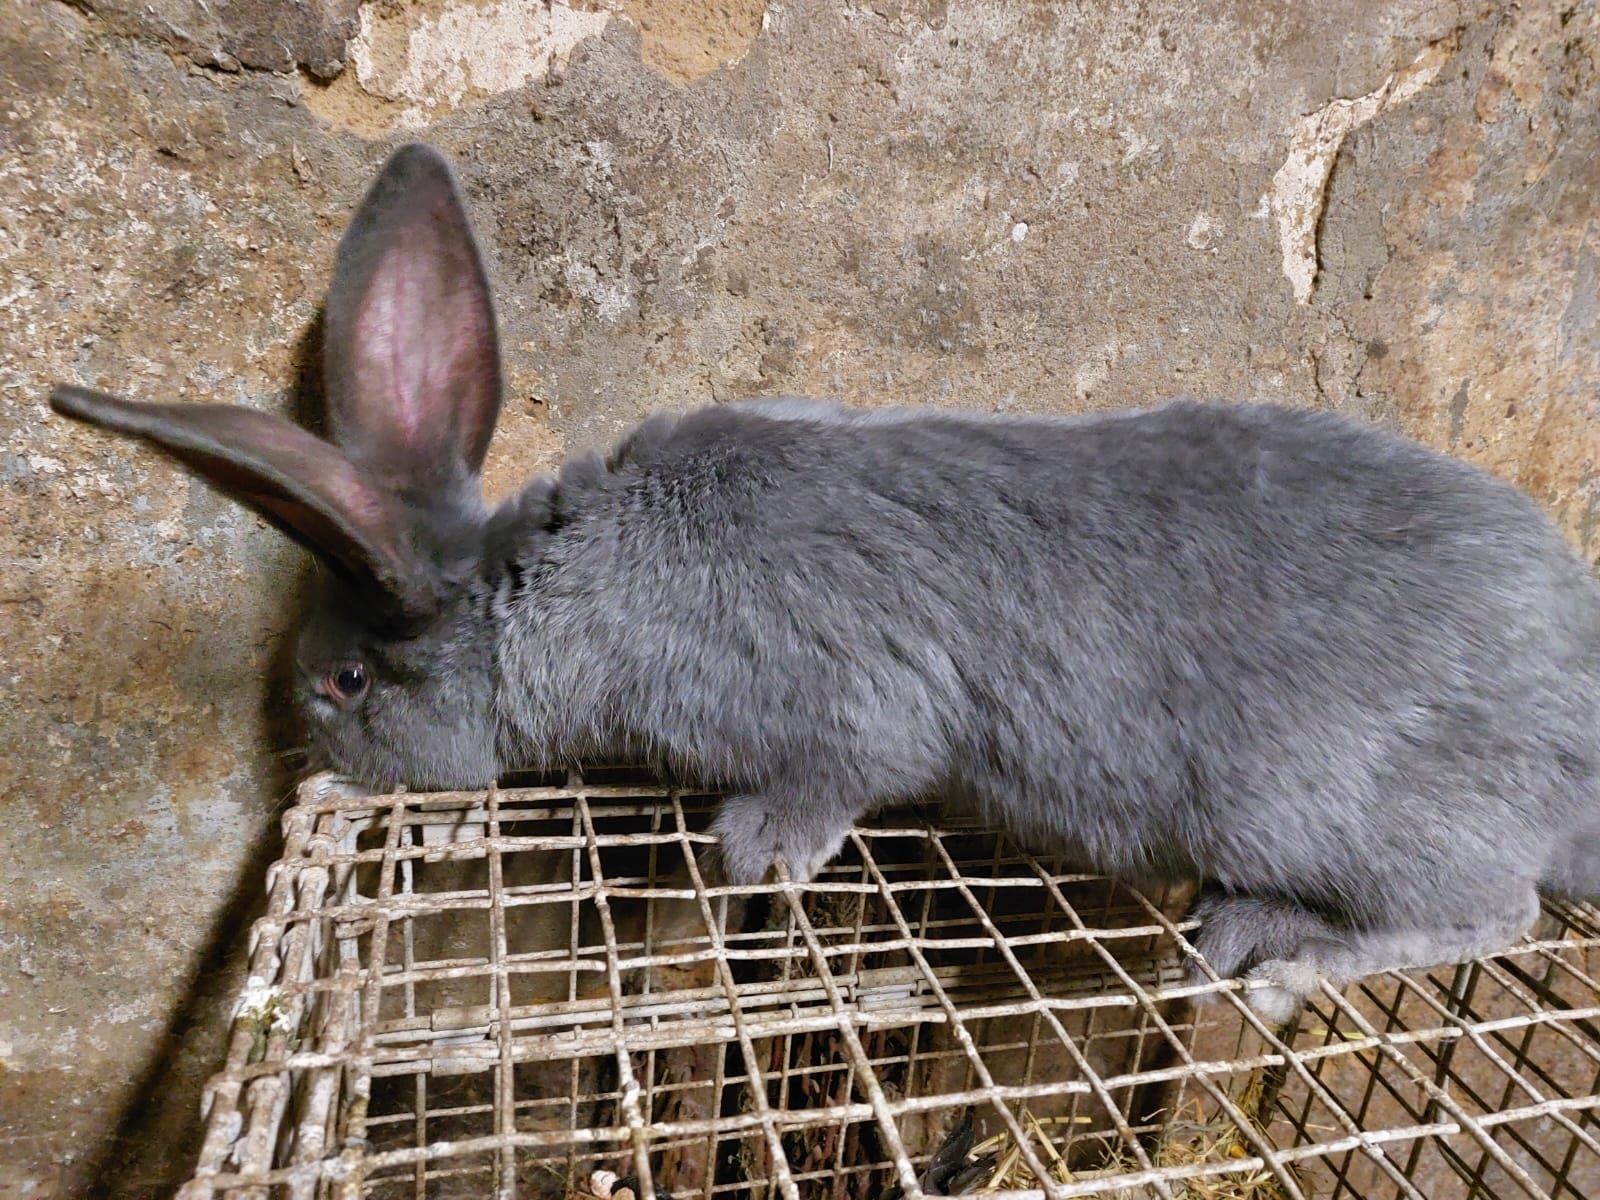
[52,144,1600,1021]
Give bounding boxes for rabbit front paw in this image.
[1243,958,1323,1024]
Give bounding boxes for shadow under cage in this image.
[179,769,1600,1200]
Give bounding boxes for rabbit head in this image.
[51,144,512,789]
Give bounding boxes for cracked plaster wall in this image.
[2,0,1597,1195]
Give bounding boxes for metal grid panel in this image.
[179,770,1600,1200]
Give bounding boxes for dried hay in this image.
[937,1071,1304,1199]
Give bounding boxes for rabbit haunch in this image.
[51,143,1600,1022]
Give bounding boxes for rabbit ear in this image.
[50,385,443,622]
[323,143,502,494]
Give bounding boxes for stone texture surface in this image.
[1,0,1596,1195]
[65,0,363,77]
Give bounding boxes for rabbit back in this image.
[497,399,1600,918]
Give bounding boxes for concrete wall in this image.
[2,1,1596,1194]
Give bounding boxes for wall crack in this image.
[1269,29,1463,304]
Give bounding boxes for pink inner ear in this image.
[356,242,437,448]
[347,208,496,481]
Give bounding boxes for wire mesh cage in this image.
[179,768,1600,1200]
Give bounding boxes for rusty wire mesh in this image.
[178,768,1600,1200]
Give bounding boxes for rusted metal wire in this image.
[178,770,1600,1200]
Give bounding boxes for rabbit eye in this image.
[322,662,369,705]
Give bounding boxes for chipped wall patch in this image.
[562,256,634,320]
[622,0,767,84]
[1269,33,1459,304]
[353,0,611,127]
[305,0,613,132]
[1073,340,1124,403]
[304,0,768,134]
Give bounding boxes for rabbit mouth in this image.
[300,742,335,776]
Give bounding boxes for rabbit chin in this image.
[305,719,502,793]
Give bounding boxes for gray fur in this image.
[1186,889,1341,982]
[51,144,1600,1023]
